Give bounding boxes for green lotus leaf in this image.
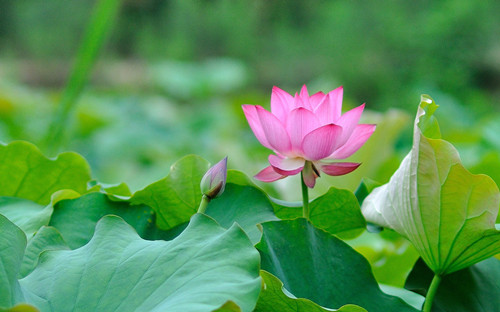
[272,187,366,237]
[405,258,500,312]
[5,214,260,311]
[50,171,277,248]
[19,226,69,278]
[145,181,280,244]
[88,181,132,197]
[116,154,211,231]
[362,95,500,275]
[0,197,51,238]
[226,169,257,187]
[50,192,154,249]
[0,141,91,205]
[206,183,279,244]
[0,215,26,309]
[255,270,368,312]
[378,284,424,311]
[108,157,278,242]
[354,178,381,206]
[256,219,419,312]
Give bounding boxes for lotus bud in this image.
[200,156,228,199]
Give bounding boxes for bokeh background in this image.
[1,0,500,199]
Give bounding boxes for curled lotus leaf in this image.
[362,95,500,275]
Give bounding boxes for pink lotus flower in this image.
[242,85,376,188]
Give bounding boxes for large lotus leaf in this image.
[19,227,69,278]
[117,155,210,231]
[49,192,157,249]
[226,169,257,187]
[0,197,51,238]
[0,141,91,205]
[17,214,261,311]
[0,215,26,309]
[405,258,500,312]
[256,219,419,312]
[272,187,366,237]
[145,182,279,244]
[362,95,500,275]
[206,183,279,244]
[255,271,367,312]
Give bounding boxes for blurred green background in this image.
[1,0,500,199]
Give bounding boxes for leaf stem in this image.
[422,273,441,312]
[301,171,309,219]
[197,194,210,214]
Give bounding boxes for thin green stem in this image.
[301,171,309,219]
[197,195,211,214]
[45,0,121,153]
[423,274,441,312]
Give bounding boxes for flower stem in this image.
[423,274,441,312]
[197,195,210,214]
[301,172,309,219]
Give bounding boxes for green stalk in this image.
[197,195,210,214]
[301,171,309,219]
[422,274,441,312]
[45,0,121,153]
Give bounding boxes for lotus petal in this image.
[302,124,343,161]
[318,162,361,176]
[255,166,285,182]
[268,154,305,175]
[336,104,366,146]
[330,124,376,159]
[271,86,293,122]
[255,106,292,154]
[242,105,274,150]
[286,107,321,154]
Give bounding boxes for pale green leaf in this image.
[49,192,154,249]
[417,95,441,139]
[0,197,51,238]
[0,141,91,205]
[0,215,26,309]
[362,96,500,274]
[14,214,261,311]
[123,155,210,230]
[19,227,69,278]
